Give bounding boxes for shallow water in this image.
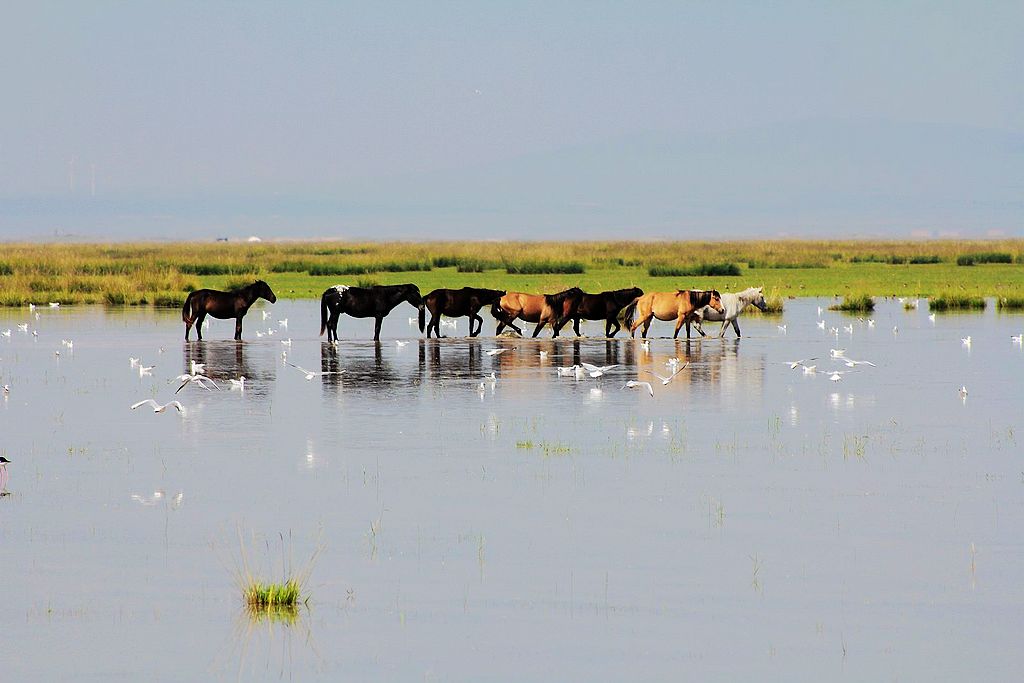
[1,299,1022,681]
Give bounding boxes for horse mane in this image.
[546,287,583,305]
[611,287,641,305]
[687,290,714,308]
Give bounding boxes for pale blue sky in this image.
[1,1,1021,240]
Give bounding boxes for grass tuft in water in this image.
[231,529,323,617]
[996,296,1024,310]
[929,294,986,311]
[829,294,874,312]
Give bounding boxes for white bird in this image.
[228,376,246,391]
[893,326,899,334]
[841,358,877,368]
[477,381,486,394]
[1,330,10,338]
[816,320,826,330]
[640,339,651,352]
[174,374,219,393]
[17,324,28,332]
[31,330,38,338]
[2,384,9,395]
[485,348,508,357]
[281,338,292,347]
[623,380,654,397]
[959,385,968,398]
[777,324,787,333]
[441,319,458,329]
[131,490,165,506]
[129,357,140,368]
[539,350,548,359]
[395,340,409,348]
[28,303,36,311]
[817,306,823,316]
[131,399,185,414]
[170,491,184,509]
[785,358,817,369]
[929,313,936,323]
[138,364,155,377]
[666,357,682,369]
[267,328,275,336]
[48,302,60,308]
[61,339,74,350]
[262,310,270,320]
[802,365,817,375]
[256,331,264,338]
[408,316,418,325]
[573,365,586,380]
[829,348,846,358]
[555,365,575,377]
[278,319,288,328]
[286,361,344,381]
[828,370,855,382]
[485,371,497,384]
[830,327,839,336]
[844,324,854,335]
[1012,334,1023,344]
[646,364,687,384]
[867,319,875,328]
[581,363,619,378]
[190,360,206,375]
[961,336,971,347]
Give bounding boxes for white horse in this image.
[686,286,768,338]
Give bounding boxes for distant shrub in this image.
[355,277,380,288]
[648,263,740,277]
[178,263,259,276]
[506,260,585,275]
[908,255,942,264]
[829,294,875,312]
[270,260,316,273]
[929,294,986,310]
[152,292,186,307]
[956,252,1013,266]
[431,255,460,268]
[0,262,15,276]
[308,260,430,276]
[747,260,827,269]
[457,258,501,272]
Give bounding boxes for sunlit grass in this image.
[929,294,987,311]
[230,529,323,616]
[829,294,875,312]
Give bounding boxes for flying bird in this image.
[286,361,344,380]
[131,399,186,414]
[581,363,619,378]
[623,380,655,397]
[646,364,687,385]
[485,348,509,357]
[174,374,219,393]
[785,358,817,370]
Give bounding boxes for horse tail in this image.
[181,293,194,324]
[491,299,504,320]
[319,290,329,336]
[622,298,639,328]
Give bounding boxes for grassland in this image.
[0,239,1022,307]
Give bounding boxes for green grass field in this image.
[0,240,1022,307]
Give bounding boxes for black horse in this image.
[320,284,425,342]
[423,287,506,338]
[563,287,644,337]
[182,280,276,341]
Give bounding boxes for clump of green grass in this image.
[244,579,303,610]
[956,252,1014,266]
[355,277,380,288]
[308,260,431,276]
[997,296,1024,310]
[929,294,987,310]
[648,262,741,277]
[505,260,585,275]
[270,260,317,273]
[829,294,875,312]
[232,530,323,616]
[747,260,826,269]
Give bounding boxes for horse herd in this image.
[182,280,770,342]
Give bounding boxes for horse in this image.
[320,283,424,342]
[567,287,644,337]
[182,280,276,341]
[623,289,724,339]
[492,287,585,338]
[685,286,768,338]
[423,287,506,338]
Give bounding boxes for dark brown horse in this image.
[623,289,724,339]
[565,287,644,338]
[492,287,584,338]
[182,280,276,341]
[423,287,506,338]
[320,284,424,342]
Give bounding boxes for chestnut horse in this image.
[492,287,584,338]
[423,287,506,338]
[623,290,724,339]
[567,287,644,338]
[182,280,276,341]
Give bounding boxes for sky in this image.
[1,1,1021,241]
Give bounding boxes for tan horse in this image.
[492,288,584,337]
[623,290,724,339]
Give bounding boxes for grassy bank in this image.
[0,239,1022,306]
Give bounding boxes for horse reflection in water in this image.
[184,341,274,399]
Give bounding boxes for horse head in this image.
[709,290,725,313]
[403,284,423,307]
[750,286,768,312]
[255,280,277,303]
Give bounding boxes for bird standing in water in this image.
[0,456,11,495]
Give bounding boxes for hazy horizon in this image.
[2,2,1021,241]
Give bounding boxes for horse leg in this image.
[673,315,685,339]
[427,312,438,338]
[195,312,207,341]
[373,316,383,341]
[607,318,620,338]
[184,316,194,341]
[573,318,582,337]
[532,321,547,338]
[234,315,243,340]
[732,319,741,337]
[328,311,340,342]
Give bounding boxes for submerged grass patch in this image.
[829,294,875,312]
[930,294,987,311]
[231,529,323,616]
